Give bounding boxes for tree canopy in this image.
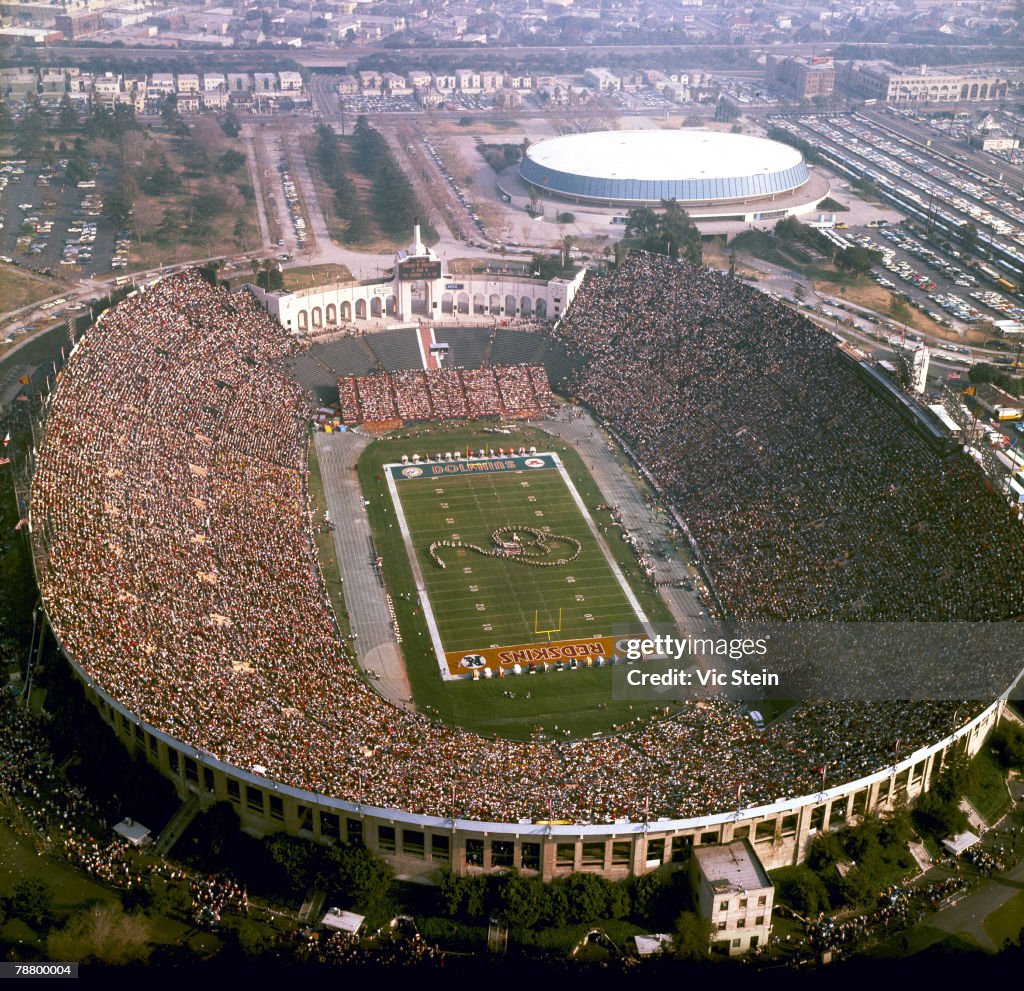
[624,199,703,266]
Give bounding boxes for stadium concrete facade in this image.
[58,644,1007,883]
[516,129,828,223]
[250,224,585,332]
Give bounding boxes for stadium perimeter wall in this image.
[49,617,1007,882]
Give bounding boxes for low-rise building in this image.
[149,72,176,95]
[840,61,1007,103]
[766,54,835,100]
[584,67,621,93]
[691,840,774,957]
[202,87,229,110]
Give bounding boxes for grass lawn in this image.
[865,924,987,959]
[965,749,1011,825]
[281,263,353,292]
[0,321,69,375]
[0,268,63,313]
[983,889,1024,949]
[354,423,675,739]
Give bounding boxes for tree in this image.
[497,873,544,929]
[957,221,978,256]
[992,722,1024,770]
[835,244,881,275]
[221,110,241,138]
[561,872,611,923]
[219,149,246,173]
[560,234,577,269]
[9,879,53,928]
[256,265,283,291]
[714,97,738,123]
[65,144,94,186]
[333,843,394,921]
[104,185,134,228]
[220,918,273,959]
[58,94,78,130]
[807,830,845,873]
[625,206,659,240]
[673,911,712,960]
[774,865,830,915]
[47,905,151,965]
[888,293,914,327]
[14,96,46,159]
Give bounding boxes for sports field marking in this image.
[384,453,651,680]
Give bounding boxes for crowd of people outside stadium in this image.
[26,269,1007,826]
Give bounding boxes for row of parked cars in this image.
[422,138,488,245]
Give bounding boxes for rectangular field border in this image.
[384,453,653,681]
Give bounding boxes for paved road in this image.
[241,126,272,249]
[315,430,413,707]
[288,126,333,254]
[926,776,1024,952]
[538,407,719,637]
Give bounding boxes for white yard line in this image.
[384,464,454,682]
[549,452,654,636]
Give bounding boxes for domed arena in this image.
[518,129,811,207]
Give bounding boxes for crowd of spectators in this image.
[293,928,442,967]
[190,874,248,927]
[802,876,968,954]
[337,366,555,425]
[27,269,998,826]
[554,252,1024,623]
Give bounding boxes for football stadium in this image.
[26,256,1024,895]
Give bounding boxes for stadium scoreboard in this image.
[398,257,442,281]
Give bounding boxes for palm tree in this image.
[560,234,576,270]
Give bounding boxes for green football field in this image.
[391,461,647,657]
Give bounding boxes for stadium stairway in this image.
[152,793,201,858]
[958,796,989,833]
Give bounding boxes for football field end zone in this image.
[384,453,654,681]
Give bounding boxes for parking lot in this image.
[0,157,131,281]
[771,113,1024,333]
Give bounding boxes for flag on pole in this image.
[15,518,27,531]
[2,433,8,447]
[0,457,10,466]
[18,376,30,385]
